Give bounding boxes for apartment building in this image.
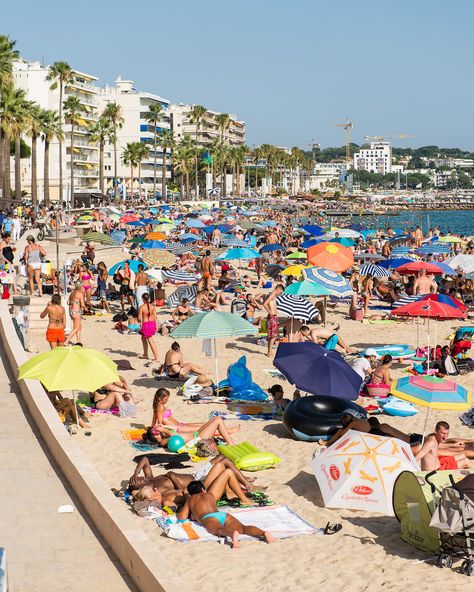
[13,58,100,200]
[98,77,171,196]
[353,141,392,174]
[170,104,245,148]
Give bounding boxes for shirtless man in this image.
[135,264,149,308]
[177,480,275,549]
[40,293,66,348]
[299,325,355,354]
[413,269,437,295]
[263,284,284,357]
[201,250,214,291]
[414,226,423,248]
[195,289,224,311]
[415,421,471,471]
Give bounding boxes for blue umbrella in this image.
[179,233,200,241]
[126,220,145,227]
[110,230,126,244]
[260,220,277,227]
[301,238,324,249]
[141,240,167,249]
[186,219,206,229]
[329,237,355,247]
[109,260,147,275]
[260,243,286,253]
[217,247,261,260]
[301,224,324,236]
[304,267,352,298]
[416,246,450,255]
[273,342,362,399]
[379,258,413,269]
[391,247,412,256]
[221,237,248,247]
[430,261,457,276]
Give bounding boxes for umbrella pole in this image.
[426,317,430,374]
[324,296,327,327]
[214,338,219,388]
[416,316,420,350]
[73,390,79,428]
[421,405,431,441]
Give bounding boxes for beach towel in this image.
[122,428,146,441]
[156,505,321,543]
[133,452,191,469]
[77,398,120,415]
[130,441,162,452]
[209,410,277,421]
[227,401,276,415]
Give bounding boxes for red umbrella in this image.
[419,293,467,312]
[391,299,465,320]
[397,261,444,275]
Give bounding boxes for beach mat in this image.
[227,402,276,415]
[122,428,146,441]
[132,452,191,469]
[210,410,277,421]
[156,504,321,543]
[77,398,120,415]
[130,441,161,452]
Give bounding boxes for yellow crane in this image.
[335,118,353,163]
[364,133,415,142]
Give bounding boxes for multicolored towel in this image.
[209,410,277,421]
[156,505,321,543]
[130,441,161,452]
[227,402,276,415]
[122,428,146,441]
[77,398,120,415]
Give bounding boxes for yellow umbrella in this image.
[281,265,310,277]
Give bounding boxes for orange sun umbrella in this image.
[307,242,354,272]
[146,232,166,240]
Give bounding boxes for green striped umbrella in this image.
[82,232,115,245]
[170,312,257,385]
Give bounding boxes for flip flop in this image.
[323,522,342,535]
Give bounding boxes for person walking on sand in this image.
[201,250,214,291]
[23,235,46,297]
[177,480,275,549]
[138,293,159,362]
[263,284,284,357]
[40,293,66,349]
[65,282,85,345]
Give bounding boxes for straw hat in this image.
[195,375,213,387]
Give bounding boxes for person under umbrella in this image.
[299,325,355,355]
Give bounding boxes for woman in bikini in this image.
[64,283,85,345]
[40,293,66,348]
[138,293,159,362]
[91,375,137,411]
[162,341,206,378]
[78,263,93,308]
[96,261,110,313]
[149,415,239,448]
[372,354,393,388]
[23,235,46,297]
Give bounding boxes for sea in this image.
[352,210,474,236]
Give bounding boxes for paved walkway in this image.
[0,348,136,592]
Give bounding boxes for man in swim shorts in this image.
[415,421,472,471]
[263,284,284,357]
[177,480,275,549]
[201,250,214,291]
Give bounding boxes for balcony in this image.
[71,154,99,164]
[73,169,99,178]
[72,139,97,149]
[66,79,98,93]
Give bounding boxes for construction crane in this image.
[364,134,415,142]
[335,118,353,163]
[308,139,320,160]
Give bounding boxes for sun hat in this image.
[364,348,380,358]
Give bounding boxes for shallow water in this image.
[357,209,474,235]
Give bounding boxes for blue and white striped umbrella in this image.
[392,295,420,309]
[208,187,220,196]
[185,219,206,229]
[416,245,450,255]
[221,236,248,247]
[179,233,201,241]
[166,243,195,255]
[359,263,391,278]
[162,270,198,283]
[276,294,319,321]
[391,247,412,256]
[167,285,198,308]
[303,267,352,298]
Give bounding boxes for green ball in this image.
[167,434,185,452]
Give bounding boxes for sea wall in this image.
[0,302,186,592]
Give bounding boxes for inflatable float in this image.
[379,396,417,417]
[282,395,367,441]
[370,344,416,359]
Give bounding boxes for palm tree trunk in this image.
[99,140,104,197]
[14,135,21,202]
[185,171,189,199]
[130,164,134,196]
[221,165,225,197]
[31,134,38,206]
[195,124,199,199]
[161,148,167,201]
[70,123,74,207]
[3,133,11,204]
[254,163,258,196]
[138,162,141,197]
[59,82,63,203]
[114,134,118,200]
[153,122,157,198]
[0,128,4,199]
[44,139,50,204]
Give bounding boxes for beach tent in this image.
[310,430,419,516]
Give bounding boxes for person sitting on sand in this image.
[147,416,239,448]
[195,288,225,311]
[299,325,355,355]
[171,298,193,325]
[162,341,207,378]
[371,354,393,387]
[177,480,275,549]
[415,421,472,471]
[47,389,89,429]
[90,375,138,410]
[268,384,291,414]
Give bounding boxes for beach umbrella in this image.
[303,267,352,298]
[265,264,285,279]
[81,232,115,245]
[146,231,167,240]
[444,254,474,274]
[233,219,257,230]
[307,242,354,273]
[221,237,248,247]
[141,240,167,249]
[157,217,173,224]
[126,220,146,227]
[109,259,147,275]
[110,230,126,244]
[389,235,410,245]
[141,249,177,268]
[391,376,471,411]
[391,299,465,320]
[300,224,324,236]
[310,430,419,516]
[162,270,197,283]
[353,253,386,261]
[378,258,413,269]
[431,261,457,276]
[120,215,139,223]
[18,346,120,426]
[327,229,362,239]
[170,312,257,384]
[275,294,319,321]
[260,243,285,253]
[284,280,331,296]
[391,295,421,309]
[438,235,462,243]
[281,264,309,277]
[415,245,450,255]
[390,247,412,256]
[165,243,195,255]
[273,342,362,399]
[359,263,391,278]
[155,223,176,232]
[330,237,356,247]
[260,220,277,228]
[301,238,324,249]
[396,261,445,275]
[217,247,261,260]
[186,219,206,229]
[178,233,201,241]
[419,293,467,312]
[167,285,199,308]
[286,251,307,260]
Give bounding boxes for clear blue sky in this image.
[4,0,474,150]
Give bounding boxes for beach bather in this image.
[177,480,275,548]
[299,325,355,355]
[161,341,207,378]
[147,416,239,447]
[415,421,472,470]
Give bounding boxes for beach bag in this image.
[366,383,390,398]
[351,307,364,321]
[119,401,139,418]
[196,437,219,457]
[444,355,459,376]
[113,272,123,285]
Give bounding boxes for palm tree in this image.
[172,136,196,199]
[229,145,248,196]
[0,35,19,198]
[26,103,43,206]
[189,105,207,198]
[251,146,264,196]
[209,137,223,189]
[145,102,163,199]
[102,101,124,199]
[122,141,142,197]
[158,129,174,201]
[40,109,62,205]
[46,61,73,203]
[11,94,31,202]
[136,142,149,197]
[88,116,110,197]
[63,96,84,206]
[215,113,230,142]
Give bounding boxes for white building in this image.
[13,58,100,201]
[170,104,245,148]
[98,77,171,196]
[353,141,392,174]
[308,162,346,190]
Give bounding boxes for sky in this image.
[4,0,474,150]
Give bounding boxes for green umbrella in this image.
[286,251,307,260]
[438,235,462,243]
[170,312,257,384]
[284,280,331,296]
[82,231,115,245]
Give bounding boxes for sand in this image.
[27,249,474,592]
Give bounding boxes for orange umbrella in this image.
[307,242,354,272]
[146,232,166,240]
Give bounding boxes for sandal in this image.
[323,522,342,535]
